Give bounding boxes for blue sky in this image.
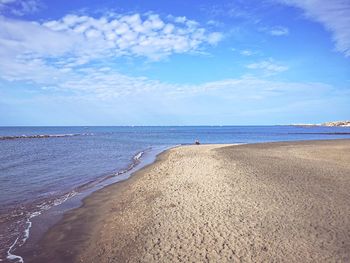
[0,0,349,125]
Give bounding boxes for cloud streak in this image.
[2,60,331,104]
[246,59,289,75]
[277,0,350,57]
[260,25,289,36]
[268,26,289,36]
[2,63,344,125]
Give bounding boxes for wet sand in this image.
[25,140,350,262]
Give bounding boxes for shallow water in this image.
[1,126,350,262]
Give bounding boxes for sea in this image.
[1,125,350,262]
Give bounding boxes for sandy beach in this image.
[25,140,350,262]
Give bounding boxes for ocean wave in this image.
[0,133,93,140]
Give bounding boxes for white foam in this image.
[53,191,77,206]
[7,237,24,263]
[133,151,144,161]
[22,220,32,244]
[6,191,78,263]
[21,210,42,244]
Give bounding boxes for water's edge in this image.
[8,145,173,263]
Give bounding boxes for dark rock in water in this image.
[0,133,90,140]
[195,140,200,145]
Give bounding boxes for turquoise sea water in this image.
[1,126,350,262]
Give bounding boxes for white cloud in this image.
[0,0,40,16]
[0,36,328,104]
[0,17,83,56]
[260,26,289,36]
[0,57,329,104]
[206,32,223,45]
[40,13,222,60]
[197,77,333,101]
[207,20,222,27]
[246,59,289,75]
[3,70,344,125]
[0,29,343,124]
[0,12,223,86]
[0,12,223,81]
[240,50,255,56]
[268,26,289,36]
[276,0,350,56]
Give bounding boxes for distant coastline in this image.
[291,120,350,127]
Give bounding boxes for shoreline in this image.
[7,145,170,263]
[18,144,178,262]
[21,139,350,262]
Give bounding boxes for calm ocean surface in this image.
[1,126,350,262]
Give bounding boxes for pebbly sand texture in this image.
[26,140,350,262]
